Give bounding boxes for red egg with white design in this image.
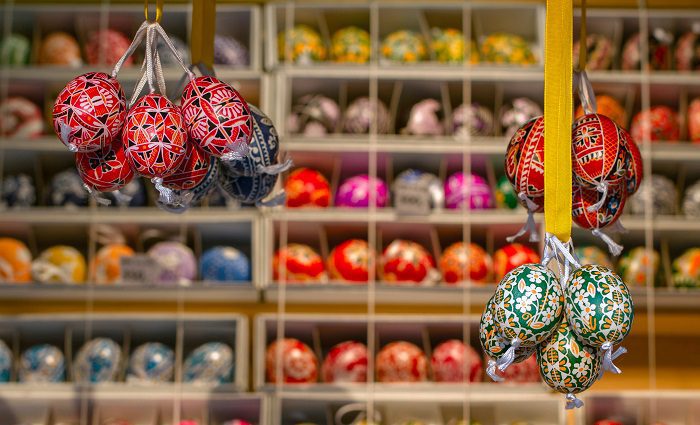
[431,340,483,383]
[163,144,211,191]
[85,29,133,67]
[624,138,643,196]
[504,116,544,212]
[285,168,331,208]
[273,243,326,283]
[75,139,134,192]
[380,239,437,285]
[53,72,126,152]
[321,341,368,383]
[181,76,252,158]
[0,97,43,138]
[572,184,626,230]
[571,114,630,190]
[376,341,428,383]
[123,94,187,179]
[265,338,318,384]
[492,243,540,281]
[439,242,492,284]
[327,239,373,283]
[630,106,680,142]
[495,353,539,383]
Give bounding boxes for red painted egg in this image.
[439,242,492,284]
[285,168,331,208]
[265,338,318,384]
[375,341,428,383]
[75,139,134,192]
[321,341,368,383]
[181,76,252,158]
[492,243,540,282]
[327,239,373,284]
[630,106,680,142]
[273,243,326,283]
[163,144,211,191]
[624,138,643,195]
[495,352,540,383]
[123,94,187,179]
[85,29,133,67]
[572,183,626,230]
[431,339,483,383]
[505,116,545,199]
[571,114,630,189]
[380,239,437,284]
[53,72,126,152]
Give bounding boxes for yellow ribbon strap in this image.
[544,0,573,242]
[191,0,217,68]
[144,0,164,23]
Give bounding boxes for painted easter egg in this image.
[127,342,174,383]
[1,173,36,208]
[628,174,676,216]
[0,237,32,283]
[573,34,614,71]
[564,265,634,347]
[32,245,86,284]
[495,175,519,210]
[380,30,427,63]
[53,72,126,152]
[375,341,428,383]
[630,106,680,142]
[219,167,278,205]
[335,175,389,208]
[343,97,392,134]
[48,169,89,207]
[453,103,494,137]
[222,104,280,177]
[290,95,340,135]
[1,97,43,138]
[266,338,318,384]
[273,244,326,283]
[76,139,134,193]
[505,116,545,206]
[575,95,627,128]
[91,243,134,285]
[162,144,210,191]
[183,342,233,384]
[500,98,542,139]
[404,99,444,136]
[0,340,10,382]
[621,30,672,71]
[200,246,251,282]
[393,169,444,209]
[444,172,493,210]
[73,338,121,383]
[285,168,331,208]
[495,351,540,383]
[331,26,370,63]
[214,35,249,66]
[430,28,475,63]
[675,31,700,71]
[618,246,660,288]
[624,138,643,196]
[322,341,368,383]
[493,243,540,282]
[19,344,65,382]
[0,33,31,66]
[147,241,197,286]
[85,29,132,66]
[479,33,536,65]
[574,246,613,269]
[536,318,601,395]
[327,239,372,284]
[571,184,626,230]
[689,98,700,143]
[380,239,437,284]
[277,25,326,64]
[431,339,483,383]
[571,114,630,189]
[39,32,82,66]
[672,248,700,288]
[439,242,492,284]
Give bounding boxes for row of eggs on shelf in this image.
[0,339,233,384]
[41,421,251,425]
[279,26,535,65]
[0,30,249,67]
[288,93,700,142]
[265,338,538,384]
[0,238,250,285]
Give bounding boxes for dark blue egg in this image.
[219,165,278,205]
[222,105,279,177]
[48,169,88,207]
[1,173,36,208]
[200,246,251,282]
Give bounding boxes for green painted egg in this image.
[331,26,370,64]
[575,246,613,269]
[492,263,564,347]
[495,175,519,210]
[672,247,700,288]
[565,265,634,347]
[537,318,601,394]
[430,28,476,64]
[0,34,31,66]
[479,33,536,65]
[381,30,427,63]
[277,25,326,63]
[479,296,507,360]
[618,246,660,287]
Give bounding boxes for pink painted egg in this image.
[335,175,389,208]
[431,340,483,383]
[376,341,428,383]
[444,172,493,210]
[321,341,368,383]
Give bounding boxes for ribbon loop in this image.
[486,359,504,382]
[495,338,521,373]
[591,228,623,256]
[565,393,584,410]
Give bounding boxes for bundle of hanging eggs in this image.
[51,20,288,212]
[504,93,643,255]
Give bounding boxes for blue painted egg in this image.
[200,246,251,282]
[222,105,280,177]
[219,167,278,205]
[19,344,65,382]
[73,337,121,383]
[1,173,36,208]
[48,169,88,207]
[128,342,174,382]
[183,342,233,384]
[0,340,11,382]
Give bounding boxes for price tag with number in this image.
[394,181,432,215]
[120,254,160,286]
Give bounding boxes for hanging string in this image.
[495,337,521,372]
[598,341,627,379]
[565,393,584,410]
[591,228,623,256]
[506,192,540,243]
[82,184,111,206]
[587,181,608,213]
[486,359,504,382]
[256,157,294,175]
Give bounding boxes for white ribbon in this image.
[256,157,294,175]
[507,192,540,243]
[587,181,608,213]
[495,338,521,373]
[256,190,286,208]
[565,393,584,410]
[58,122,79,152]
[574,70,597,116]
[82,183,111,206]
[591,228,623,256]
[156,190,194,214]
[220,140,250,162]
[486,359,504,382]
[543,234,580,288]
[111,189,133,207]
[598,341,627,379]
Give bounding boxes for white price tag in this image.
[120,254,160,286]
[395,184,432,215]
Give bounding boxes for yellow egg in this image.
[33,245,86,284]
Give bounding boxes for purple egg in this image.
[444,172,493,210]
[147,241,197,286]
[335,175,389,208]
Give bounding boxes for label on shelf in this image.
[395,184,432,215]
[120,255,161,285]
